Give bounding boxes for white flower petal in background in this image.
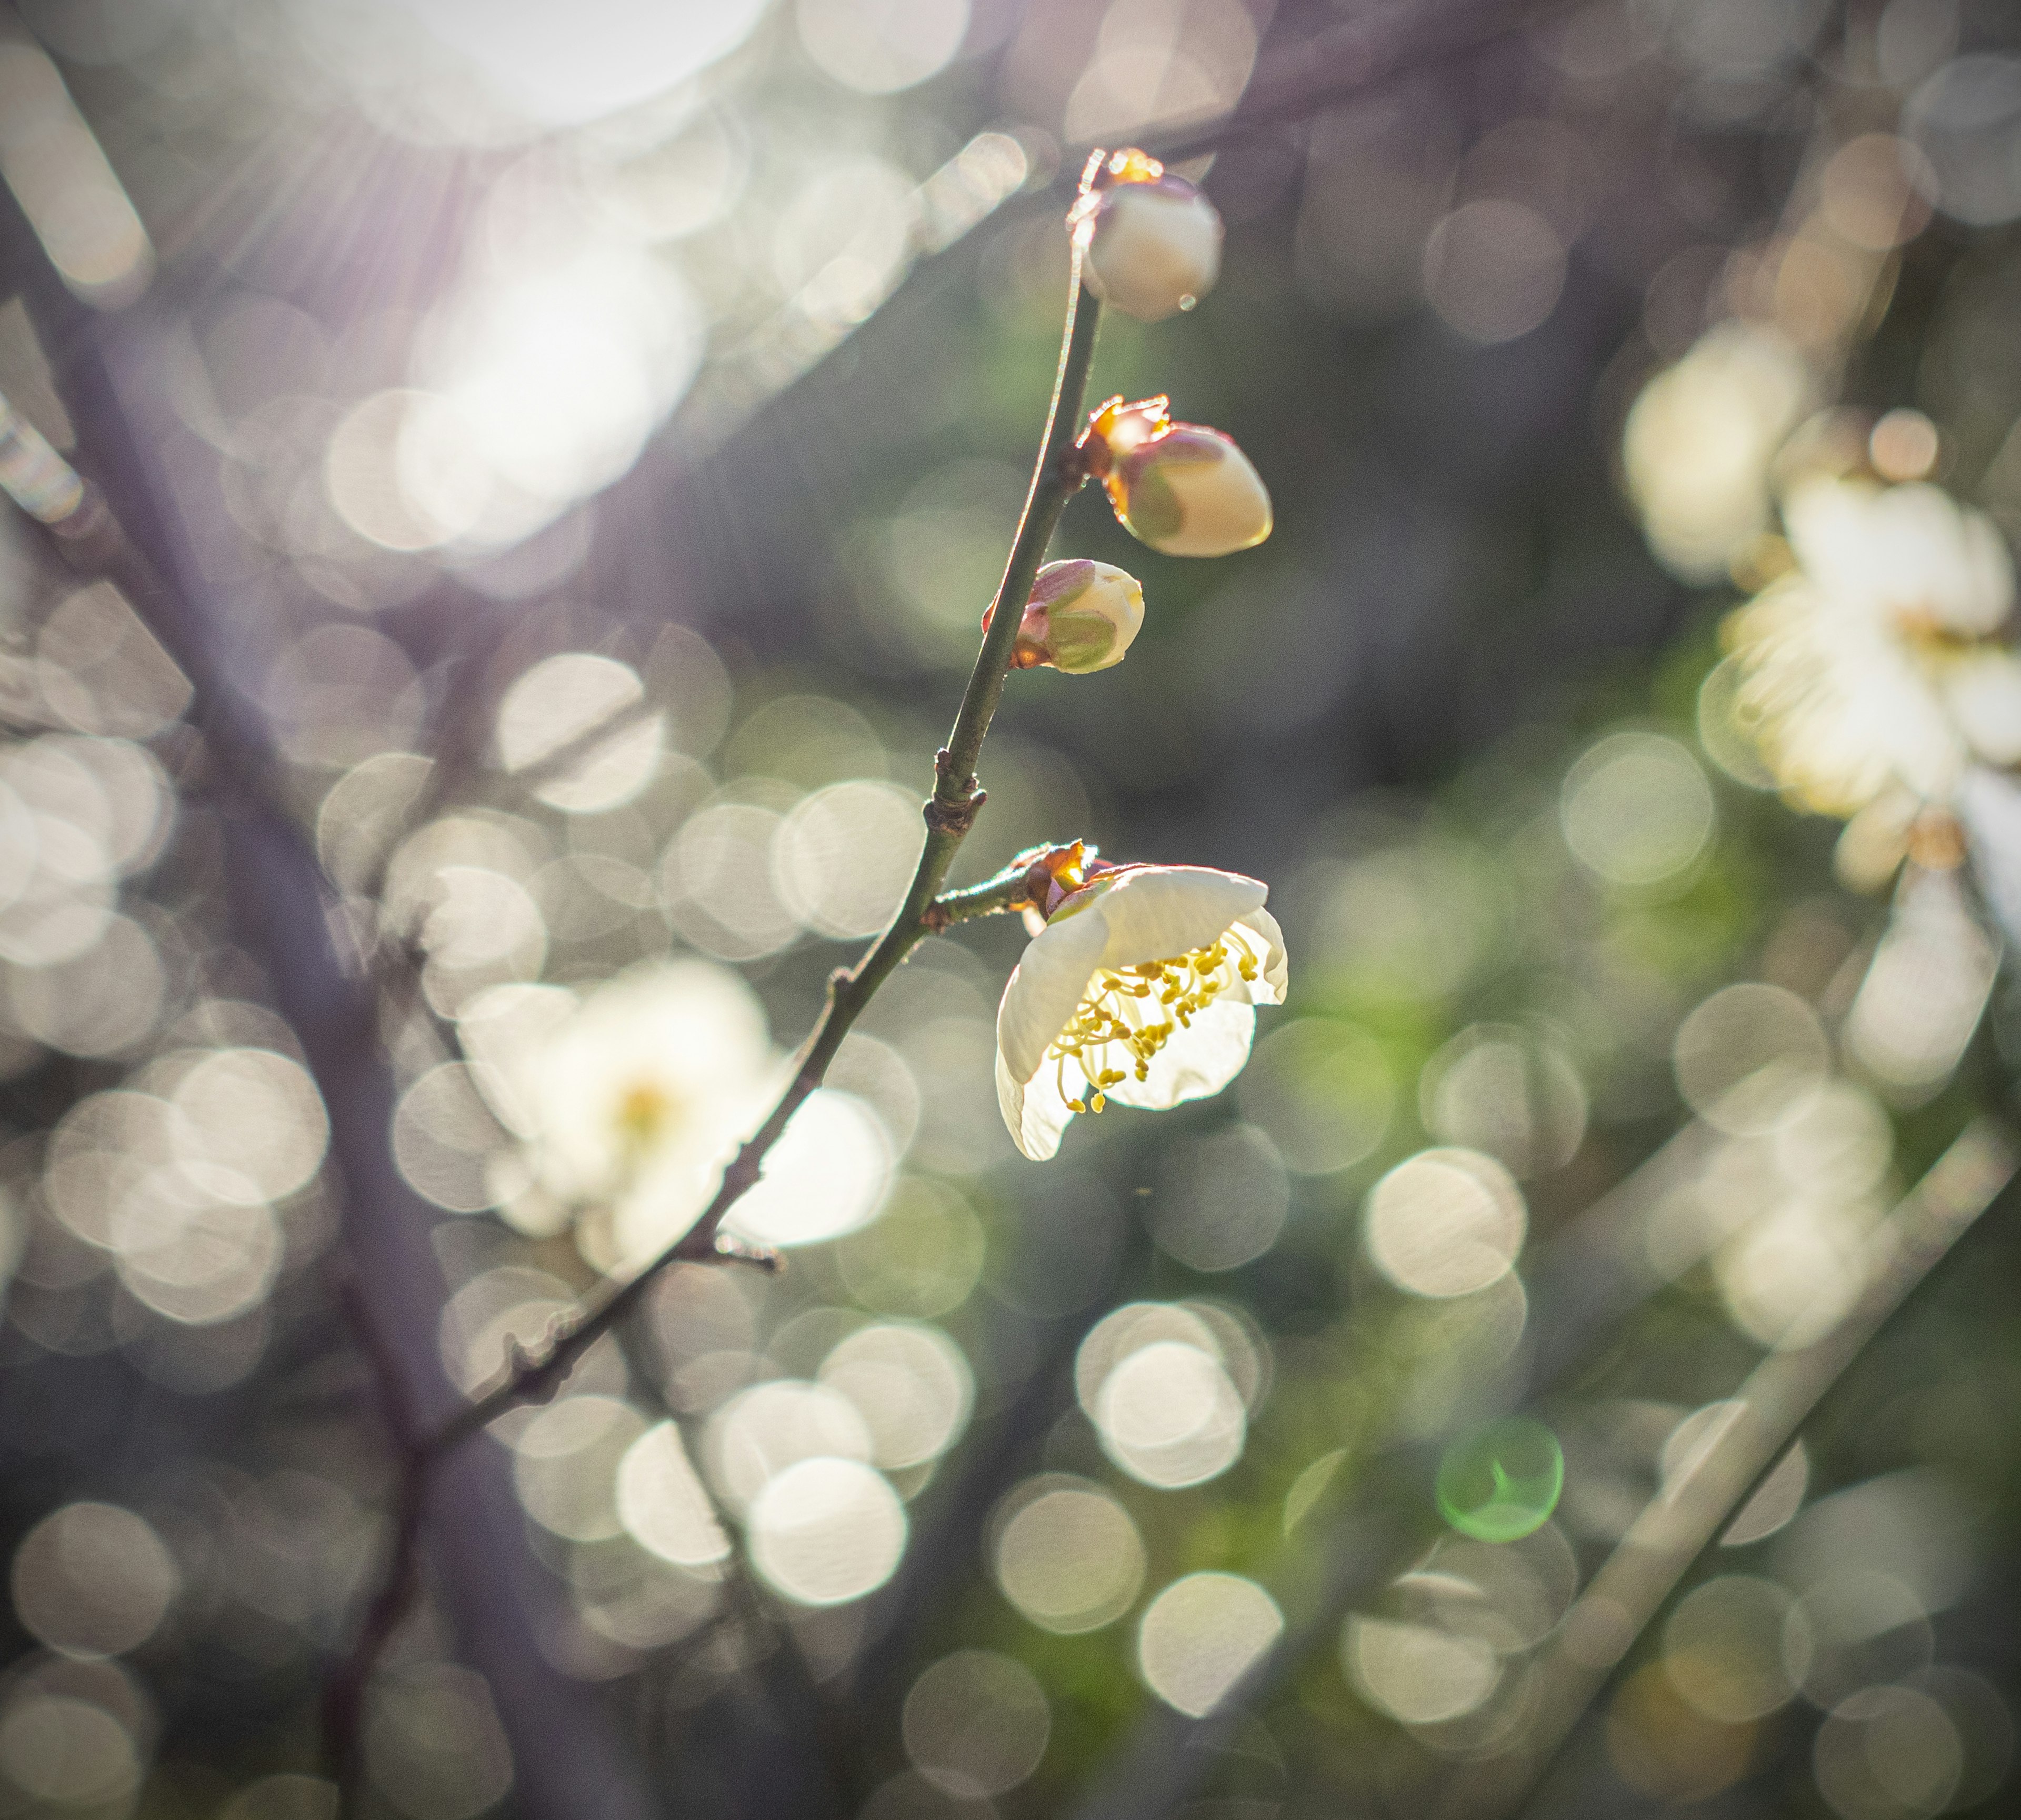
[475,960,776,1268]
[1726,478,2018,819]
[1624,322,1812,582]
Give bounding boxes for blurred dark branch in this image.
[2,195,663,1819]
[1067,0,1581,175]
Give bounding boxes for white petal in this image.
[996,1042,1076,1161]
[1093,866,1268,971]
[995,901,1109,1085]
[1234,906,1289,1005]
[1102,997,1257,1112]
[1948,650,2021,766]
[1955,504,2017,633]
[1155,444,1273,558]
[1084,186,1222,323]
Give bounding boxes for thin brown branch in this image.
[318,245,1107,1759]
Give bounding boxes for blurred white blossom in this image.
[1725,478,2021,842]
[502,961,775,1267]
[1624,323,1813,582]
[996,864,1287,1162]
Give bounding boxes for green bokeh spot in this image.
[1435,1418,1564,1543]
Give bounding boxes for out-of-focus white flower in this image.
[995,862,1287,1162]
[1624,323,1813,582]
[1073,157,1223,323]
[509,960,775,1266]
[1726,477,2021,821]
[986,558,1145,674]
[1081,395,1272,559]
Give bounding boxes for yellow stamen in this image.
[1042,923,1267,1111]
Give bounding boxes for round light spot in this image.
[1137,1573,1283,1718]
[818,1323,973,1470]
[902,1649,1049,1798]
[796,0,970,96]
[496,652,663,815]
[1345,1615,1500,1725]
[1905,54,2021,227]
[1815,1684,1963,1819]
[1366,1148,1527,1298]
[1423,199,1566,343]
[703,1379,874,1515]
[991,1477,1146,1635]
[1149,1124,1289,1272]
[616,1422,732,1567]
[834,1176,985,1317]
[1436,1418,1564,1543]
[511,1395,648,1542]
[774,780,923,940]
[0,1695,139,1808]
[172,1047,329,1203]
[1674,983,1829,1133]
[1419,1024,1587,1178]
[1560,731,1716,888]
[1094,1339,1246,1490]
[1236,1018,1394,1175]
[363,1661,513,1820]
[1663,1576,1805,1722]
[11,1502,179,1658]
[746,1457,906,1606]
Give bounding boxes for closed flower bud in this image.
[1078,395,1273,558]
[1071,154,1223,322]
[984,558,1144,674]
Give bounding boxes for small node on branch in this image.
[505,1333,566,1405]
[925,748,986,834]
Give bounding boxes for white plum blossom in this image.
[995,863,1288,1162]
[1082,396,1272,559]
[1726,477,2021,834]
[987,558,1145,674]
[506,960,776,1268]
[1075,171,1224,323]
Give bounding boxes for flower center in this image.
[1046,925,1264,1114]
[615,1079,682,1157]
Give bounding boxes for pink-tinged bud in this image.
[1070,160,1223,323]
[984,558,1145,674]
[1077,396,1273,558]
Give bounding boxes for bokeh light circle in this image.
[1435,1418,1564,1542]
[1136,1573,1283,1718]
[746,1456,907,1606]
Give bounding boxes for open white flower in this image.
[1728,477,2021,819]
[509,960,776,1267]
[995,865,1287,1162]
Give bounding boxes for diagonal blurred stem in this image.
[328,250,1107,1755]
[1064,1118,2017,1820]
[1450,1118,2020,1820]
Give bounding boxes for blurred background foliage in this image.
[1,0,2019,1817]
